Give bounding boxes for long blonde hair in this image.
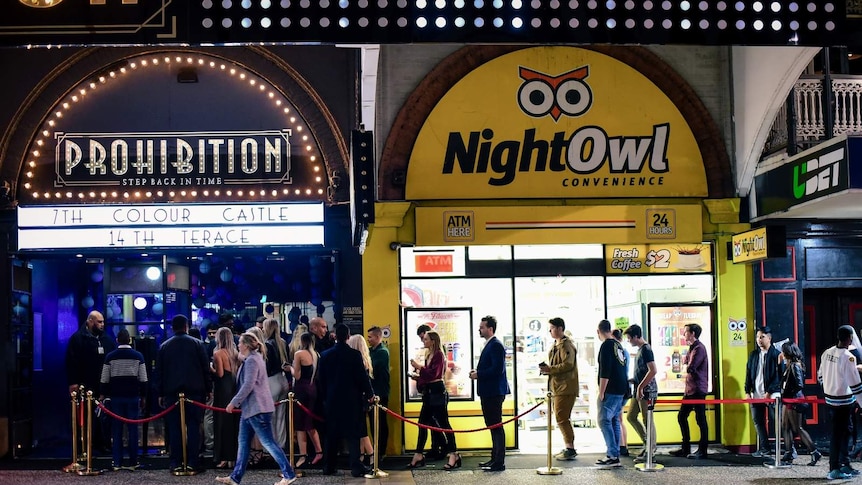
[348,334,373,379]
[215,327,238,374]
[239,331,264,354]
[246,326,267,361]
[289,324,308,362]
[425,331,444,363]
[264,318,288,365]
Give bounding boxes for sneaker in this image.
[827,469,852,480]
[215,477,240,485]
[111,465,122,472]
[840,465,861,476]
[668,449,690,457]
[595,457,622,468]
[276,477,298,485]
[751,450,765,458]
[554,448,578,461]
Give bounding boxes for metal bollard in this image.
[62,391,84,473]
[288,392,304,477]
[172,393,198,476]
[365,396,389,478]
[537,392,563,475]
[635,397,664,472]
[764,395,790,469]
[76,391,101,476]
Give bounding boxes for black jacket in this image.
[781,361,805,398]
[66,325,116,393]
[744,345,782,396]
[155,332,211,399]
[317,341,373,438]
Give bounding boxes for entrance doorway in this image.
[24,250,339,457]
[513,276,607,453]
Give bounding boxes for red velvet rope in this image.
[383,401,543,434]
[655,396,826,405]
[90,394,829,429]
[95,400,177,424]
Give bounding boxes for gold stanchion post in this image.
[62,391,84,473]
[365,396,389,478]
[537,392,562,475]
[172,393,198,476]
[288,392,304,477]
[77,391,101,476]
[635,397,664,472]
[764,396,790,469]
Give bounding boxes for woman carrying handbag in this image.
[407,331,461,470]
[779,341,822,466]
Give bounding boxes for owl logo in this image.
[517,65,592,122]
[728,317,747,332]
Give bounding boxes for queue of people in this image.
[71,308,862,481]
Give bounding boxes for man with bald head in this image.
[310,316,334,353]
[66,309,116,452]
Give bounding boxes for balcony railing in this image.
[764,75,862,156]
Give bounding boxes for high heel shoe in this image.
[808,450,822,466]
[309,452,323,466]
[443,453,462,470]
[406,455,426,469]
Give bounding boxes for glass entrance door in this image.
[514,276,607,454]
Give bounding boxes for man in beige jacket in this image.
[539,317,579,460]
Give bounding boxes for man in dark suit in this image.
[317,323,375,477]
[156,314,211,474]
[469,315,510,472]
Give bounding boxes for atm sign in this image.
[415,254,454,273]
[444,210,475,242]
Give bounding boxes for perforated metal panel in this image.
[0,1,849,47]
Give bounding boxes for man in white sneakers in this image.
[818,325,862,480]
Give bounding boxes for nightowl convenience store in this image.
[362,46,755,454]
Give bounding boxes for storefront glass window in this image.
[514,244,604,260]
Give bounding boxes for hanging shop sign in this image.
[17,202,323,250]
[406,46,707,200]
[730,226,787,264]
[54,129,291,189]
[415,204,703,246]
[604,242,713,274]
[753,136,850,219]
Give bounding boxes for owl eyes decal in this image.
[517,65,593,121]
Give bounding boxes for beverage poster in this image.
[404,307,474,402]
[648,304,713,394]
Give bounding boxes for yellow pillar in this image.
[703,198,756,450]
[361,202,412,456]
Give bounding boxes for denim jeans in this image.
[110,397,140,467]
[230,412,295,484]
[598,393,625,459]
[750,402,774,451]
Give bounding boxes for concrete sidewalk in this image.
[0,448,840,485]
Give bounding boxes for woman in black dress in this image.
[212,327,240,468]
[291,332,323,468]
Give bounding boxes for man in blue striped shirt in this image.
[100,328,148,471]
